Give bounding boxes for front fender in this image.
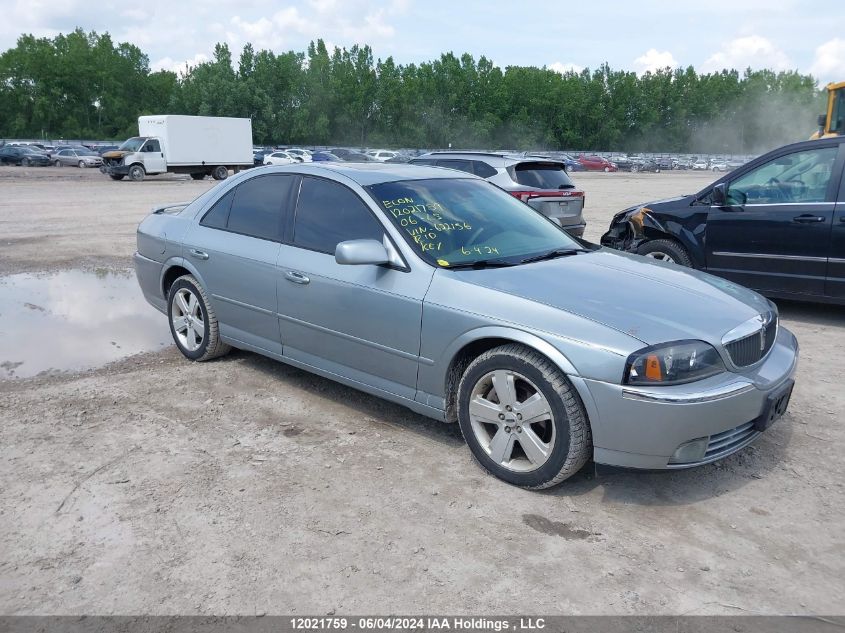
[440,325,581,378]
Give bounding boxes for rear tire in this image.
[167,275,231,362]
[54,160,62,167]
[637,239,693,267]
[457,344,591,489]
[211,166,229,180]
[128,164,145,182]
[190,172,206,180]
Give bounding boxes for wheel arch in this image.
[630,209,707,268]
[440,327,580,423]
[159,256,206,299]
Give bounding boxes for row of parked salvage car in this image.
[0,142,106,168]
[132,134,844,490]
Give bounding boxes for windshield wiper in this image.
[519,248,586,264]
[443,259,517,270]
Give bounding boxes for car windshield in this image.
[367,178,581,267]
[119,137,146,152]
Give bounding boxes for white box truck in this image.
[101,115,253,182]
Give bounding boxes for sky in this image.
[3,0,844,85]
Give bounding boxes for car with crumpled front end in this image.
[600,136,845,304]
[410,151,586,237]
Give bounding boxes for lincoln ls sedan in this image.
[135,163,799,488]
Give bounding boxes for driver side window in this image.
[727,147,838,205]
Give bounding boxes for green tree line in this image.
[0,28,827,153]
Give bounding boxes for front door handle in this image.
[284,270,310,285]
[188,248,209,260]
[792,214,825,223]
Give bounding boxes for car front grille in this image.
[704,421,758,460]
[725,315,777,367]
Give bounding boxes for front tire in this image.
[167,275,231,362]
[636,238,693,266]
[78,161,86,168]
[22,158,31,167]
[457,344,591,489]
[128,164,145,182]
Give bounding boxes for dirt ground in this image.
[1,166,843,615]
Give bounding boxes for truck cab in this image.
[101,137,167,181]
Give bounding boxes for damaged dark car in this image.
[601,136,845,304]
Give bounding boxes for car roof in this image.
[261,162,478,186]
[414,151,565,167]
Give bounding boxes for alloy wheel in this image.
[170,287,205,351]
[644,251,675,262]
[468,369,556,473]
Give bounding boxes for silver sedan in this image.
[134,164,798,488]
[53,148,103,168]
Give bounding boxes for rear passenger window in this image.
[200,175,292,240]
[411,159,438,166]
[227,175,292,240]
[293,177,384,254]
[472,161,497,178]
[201,189,234,230]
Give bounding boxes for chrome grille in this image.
[725,314,777,367]
[704,421,758,459]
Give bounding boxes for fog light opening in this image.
[669,437,709,464]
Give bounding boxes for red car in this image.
[578,155,618,172]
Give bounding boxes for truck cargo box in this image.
[137,115,253,167]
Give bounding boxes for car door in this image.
[705,143,842,297]
[142,139,167,174]
[182,173,296,355]
[276,175,434,400]
[826,153,845,298]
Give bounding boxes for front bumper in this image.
[100,163,130,176]
[581,325,799,469]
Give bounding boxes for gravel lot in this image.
[1,167,843,615]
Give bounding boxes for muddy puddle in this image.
[0,269,172,379]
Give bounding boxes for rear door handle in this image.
[188,248,209,260]
[792,215,825,223]
[284,270,310,285]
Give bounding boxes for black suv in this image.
[601,136,845,304]
[410,152,586,236]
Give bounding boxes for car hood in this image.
[445,249,771,346]
[102,150,130,159]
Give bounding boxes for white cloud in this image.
[633,49,678,75]
[549,61,583,75]
[151,53,210,74]
[702,35,792,73]
[808,38,845,85]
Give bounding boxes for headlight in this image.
[624,340,725,386]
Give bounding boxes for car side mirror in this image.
[711,183,727,206]
[335,239,390,266]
